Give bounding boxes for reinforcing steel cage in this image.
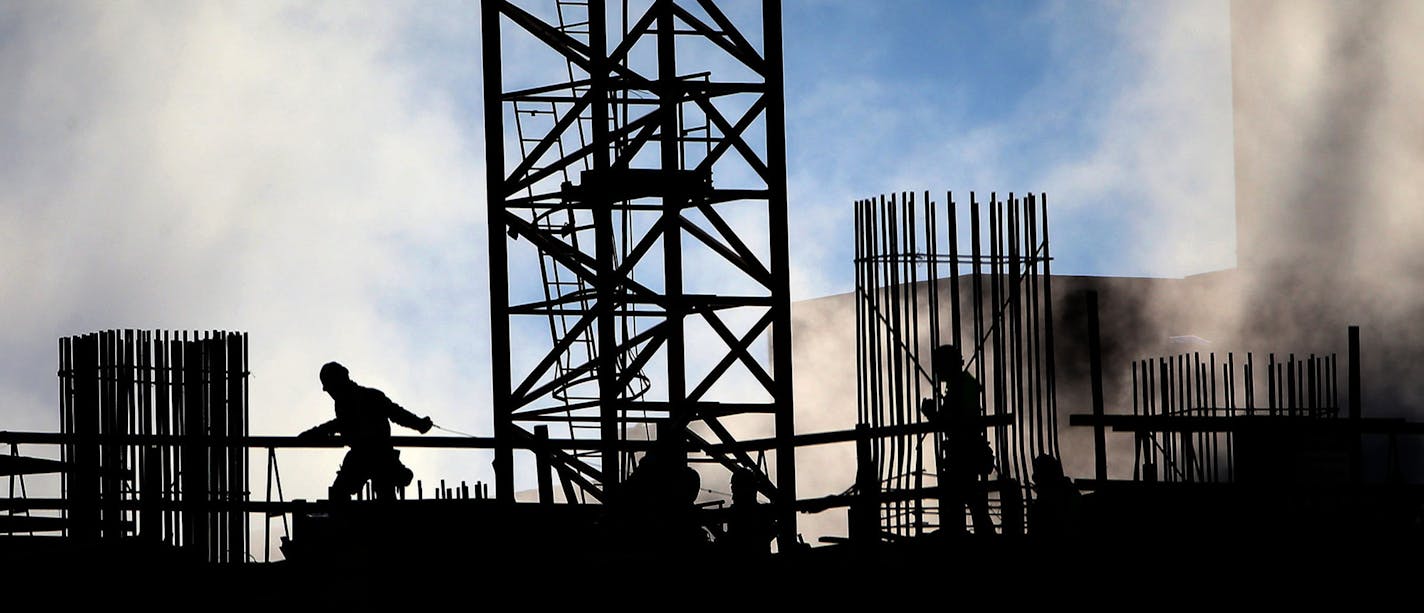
[855,191,1059,538]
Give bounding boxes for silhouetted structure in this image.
[300,362,434,501]
[1119,348,1341,484]
[482,0,798,547]
[855,191,1058,539]
[1026,454,1079,539]
[10,0,1424,580]
[604,444,706,554]
[58,330,250,563]
[1069,299,1424,544]
[921,344,994,534]
[718,468,776,556]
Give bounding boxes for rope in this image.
[432,423,479,438]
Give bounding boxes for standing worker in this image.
[300,362,434,501]
[920,344,996,535]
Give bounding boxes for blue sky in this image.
[0,0,1234,552]
[778,0,1234,295]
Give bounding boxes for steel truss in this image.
[483,0,796,547]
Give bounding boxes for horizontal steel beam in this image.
[701,415,1014,455]
[1068,414,1424,434]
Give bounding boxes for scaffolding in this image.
[1125,350,1340,485]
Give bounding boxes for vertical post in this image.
[764,0,798,550]
[264,448,275,562]
[1040,194,1059,457]
[1178,355,1193,482]
[1132,360,1141,481]
[1245,352,1255,415]
[121,331,137,540]
[156,332,174,543]
[851,424,877,545]
[1029,196,1047,462]
[72,335,100,542]
[947,192,962,352]
[1159,359,1172,482]
[1348,327,1361,420]
[99,331,118,539]
[207,334,228,562]
[1287,354,1297,417]
[884,196,898,537]
[535,425,554,505]
[1348,326,1361,483]
[226,333,247,563]
[59,337,69,535]
[1143,360,1157,482]
[590,0,623,490]
[182,335,207,559]
[1087,291,1107,482]
[484,0,514,505]
[141,445,161,540]
[1007,196,1026,458]
[908,193,923,536]
[656,0,688,482]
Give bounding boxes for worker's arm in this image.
[381,393,434,434]
[299,419,339,439]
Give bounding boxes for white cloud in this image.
[0,1,490,555]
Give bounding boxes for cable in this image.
[432,423,479,438]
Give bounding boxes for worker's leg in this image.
[370,475,397,501]
[371,449,412,501]
[968,478,994,535]
[998,478,1025,536]
[330,448,371,500]
[941,470,969,534]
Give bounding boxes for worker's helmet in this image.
[1032,454,1064,485]
[319,361,350,389]
[932,344,963,377]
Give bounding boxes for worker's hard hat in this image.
[319,361,350,386]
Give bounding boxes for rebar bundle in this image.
[60,330,249,563]
[855,191,1058,538]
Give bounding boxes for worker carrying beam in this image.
[299,361,434,500]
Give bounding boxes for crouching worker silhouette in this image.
[299,362,434,501]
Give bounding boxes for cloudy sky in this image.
[0,0,1234,548]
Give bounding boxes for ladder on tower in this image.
[510,0,654,495]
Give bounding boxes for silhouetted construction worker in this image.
[920,344,995,534]
[607,441,707,554]
[299,362,433,501]
[1028,454,1081,539]
[718,469,776,557]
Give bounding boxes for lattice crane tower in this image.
[482,0,796,545]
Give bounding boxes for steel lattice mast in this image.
[482,0,796,546]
